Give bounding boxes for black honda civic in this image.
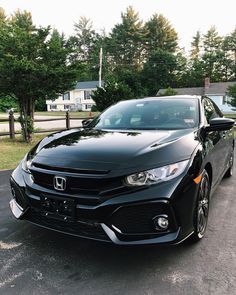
[9,96,235,245]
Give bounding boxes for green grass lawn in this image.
[224,113,236,119]
[0,134,45,170]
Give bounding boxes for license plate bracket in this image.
[40,195,75,222]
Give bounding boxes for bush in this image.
[91,105,98,112]
[91,80,134,111]
[226,84,236,107]
[158,87,178,96]
[0,96,18,112]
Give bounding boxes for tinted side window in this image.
[203,97,222,123]
[209,98,223,118]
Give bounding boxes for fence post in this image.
[9,111,15,139]
[66,111,70,129]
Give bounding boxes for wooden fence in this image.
[1,111,235,139]
[0,111,92,139]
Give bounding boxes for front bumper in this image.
[9,166,197,245]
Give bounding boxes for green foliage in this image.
[91,79,134,111]
[1,5,236,139]
[190,31,201,59]
[0,96,18,112]
[91,105,98,112]
[144,14,178,54]
[223,29,236,80]
[185,26,236,86]
[74,16,96,62]
[110,68,146,97]
[141,49,177,96]
[158,87,178,96]
[0,9,79,141]
[35,97,47,111]
[106,6,144,67]
[226,84,236,107]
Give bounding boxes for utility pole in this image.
[99,47,103,87]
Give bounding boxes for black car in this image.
[9,96,235,245]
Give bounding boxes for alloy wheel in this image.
[197,175,210,237]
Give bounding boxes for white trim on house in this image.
[46,81,101,112]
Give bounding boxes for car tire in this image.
[190,169,211,242]
[224,149,234,178]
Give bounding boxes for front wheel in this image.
[191,170,211,242]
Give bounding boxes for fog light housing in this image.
[11,187,16,198]
[153,215,169,231]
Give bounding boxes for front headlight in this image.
[125,160,189,186]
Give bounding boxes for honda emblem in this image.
[54,176,66,191]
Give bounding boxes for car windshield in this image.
[91,98,199,130]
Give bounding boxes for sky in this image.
[0,0,236,52]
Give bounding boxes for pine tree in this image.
[107,6,144,67]
[190,31,201,59]
[144,13,178,55]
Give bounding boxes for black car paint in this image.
[9,96,235,245]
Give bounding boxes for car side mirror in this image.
[82,118,93,128]
[205,117,235,132]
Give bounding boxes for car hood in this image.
[31,128,199,176]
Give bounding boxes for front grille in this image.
[25,208,110,242]
[30,169,123,195]
[28,167,137,206]
[110,202,176,234]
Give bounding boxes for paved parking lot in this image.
[0,164,236,295]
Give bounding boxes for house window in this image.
[64,105,70,110]
[50,105,57,110]
[84,90,92,100]
[85,104,92,110]
[63,92,70,101]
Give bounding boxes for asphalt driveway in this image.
[0,165,236,295]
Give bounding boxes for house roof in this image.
[157,81,236,96]
[75,81,103,90]
[158,87,204,96]
[205,81,236,95]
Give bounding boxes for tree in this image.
[0,7,6,23]
[223,29,236,80]
[74,16,96,62]
[0,9,79,141]
[226,84,236,107]
[144,13,178,55]
[141,49,177,95]
[91,79,134,111]
[202,27,224,81]
[107,6,144,67]
[109,67,146,97]
[35,97,47,111]
[190,31,201,59]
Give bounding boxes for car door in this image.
[202,97,229,186]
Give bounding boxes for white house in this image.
[157,78,236,113]
[46,81,103,112]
